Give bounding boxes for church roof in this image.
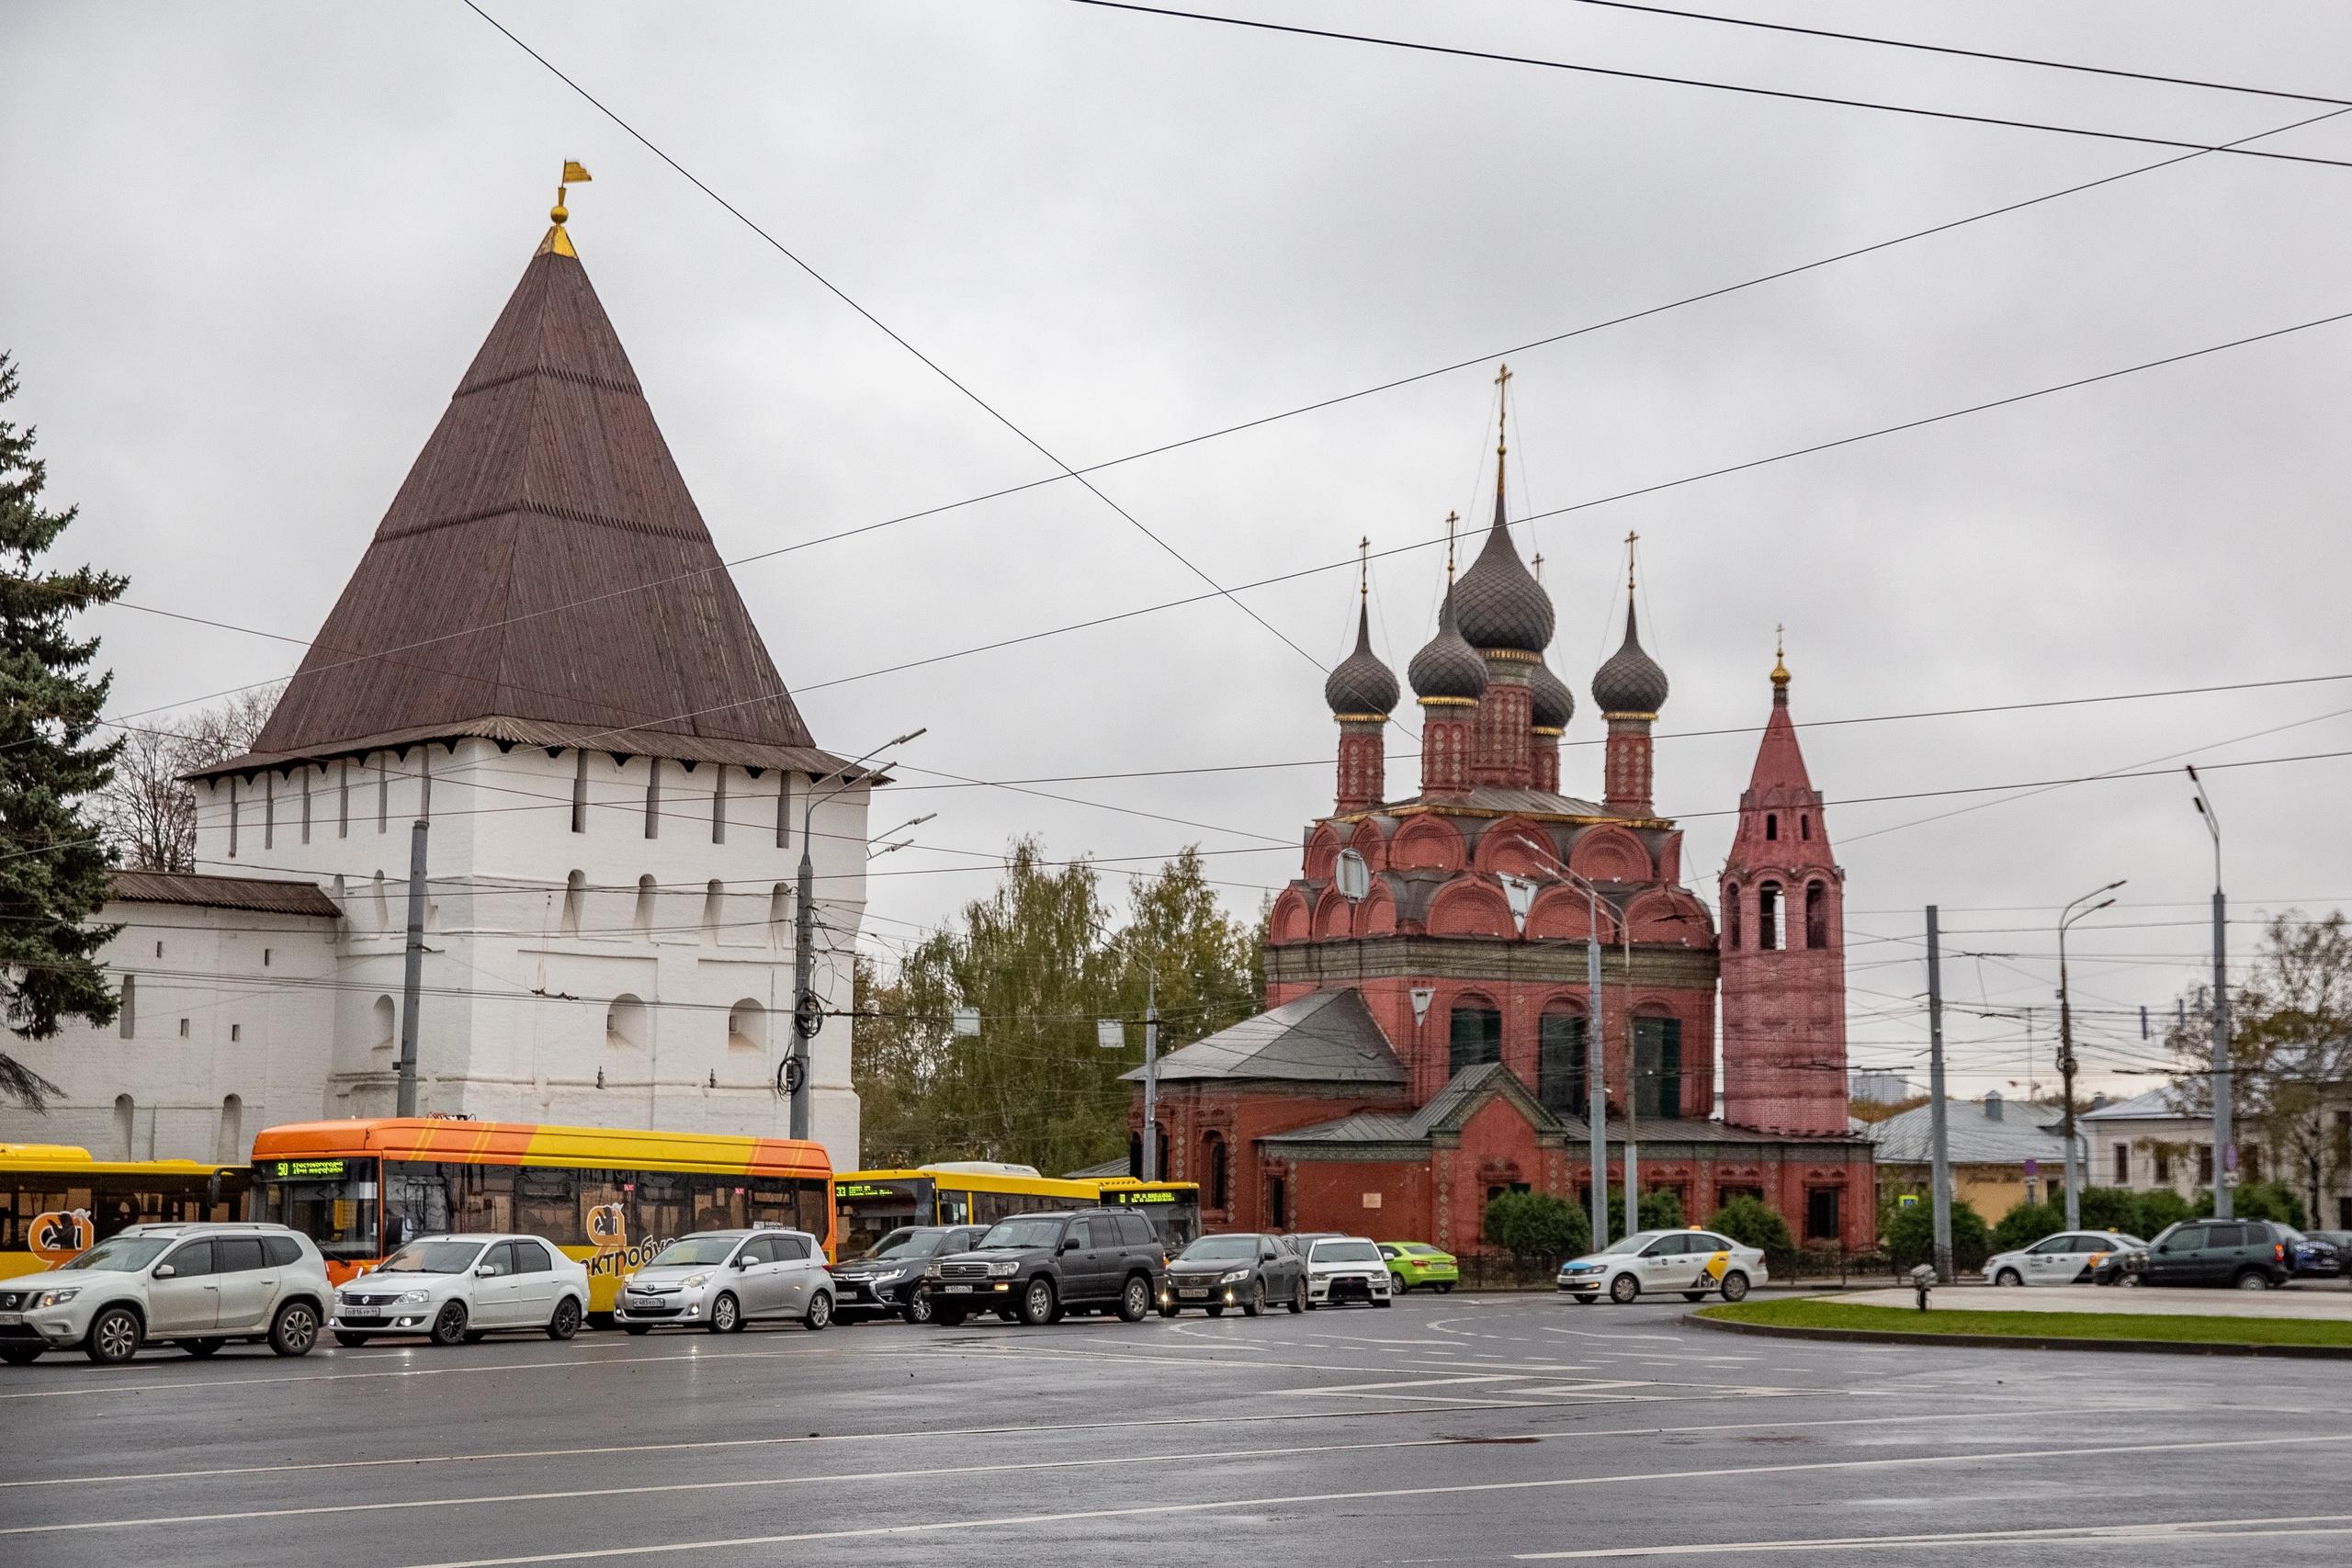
[207,232,840,777]
[1127,988,1406,1085]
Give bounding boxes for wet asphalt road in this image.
[2,1291,2346,1565]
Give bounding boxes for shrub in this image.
[2204,1181,2307,1228]
[2075,1185,2140,1234]
[1885,1198,1990,1274]
[1484,1190,1589,1263]
[1705,1195,1794,1256]
[1992,1200,2064,1253]
[2132,1188,2194,1238]
[1604,1187,1687,1233]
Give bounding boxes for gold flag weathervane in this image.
[543,161,593,257]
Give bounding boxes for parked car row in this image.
[2088,1218,2346,1290]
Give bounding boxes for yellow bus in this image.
[0,1145,247,1283]
[250,1119,833,1311]
[1092,1178,1202,1251]
[833,1164,1099,1258]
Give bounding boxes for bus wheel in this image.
[334,1332,371,1348]
[430,1302,470,1347]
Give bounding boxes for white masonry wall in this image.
[184,737,870,1168]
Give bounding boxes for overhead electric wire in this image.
[1068,0,2352,169]
[1554,0,2352,106]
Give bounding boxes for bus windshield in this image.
[254,1158,379,1261]
[59,1235,173,1272]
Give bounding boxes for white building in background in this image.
[4,213,879,1168]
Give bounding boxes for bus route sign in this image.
[272,1159,348,1179]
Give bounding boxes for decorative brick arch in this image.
[1347,818,1388,871]
[1427,876,1514,938]
[1625,887,1713,948]
[1359,879,1398,936]
[1472,818,1556,878]
[1390,815,1465,872]
[1270,886,1311,946]
[1305,822,1343,882]
[1311,886,1355,941]
[1524,885,1613,943]
[1568,824,1650,884]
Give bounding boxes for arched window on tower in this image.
[113,1094,135,1159]
[561,871,585,937]
[1724,885,1742,951]
[702,880,725,944]
[1805,881,1829,950]
[1758,883,1781,952]
[728,998,764,1052]
[634,875,657,937]
[1537,1006,1588,1118]
[1203,1131,1229,1211]
[1764,813,1778,841]
[1633,1013,1683,1120]
[217,1094,243,1164]
[1448,998,1502,1077]
[1800,813,1811,841]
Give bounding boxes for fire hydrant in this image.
[1910,1263,1937,1311]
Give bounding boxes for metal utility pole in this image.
[1585,897,1608,1250]
[790,728,926,1143]
[1142,966,1160,1181]
[1927,906,1953,1284]
[395,818,428,1118]
[2188,766,2232,1217]
[2056,880,2124,1228]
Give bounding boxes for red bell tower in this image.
[1719,637,1849,1136]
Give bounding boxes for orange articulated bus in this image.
[249,1120,834,1311]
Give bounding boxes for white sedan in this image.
[330,1234,590,1347]
[1984,1230,2143,1288]
[1556,1229,1766,1304]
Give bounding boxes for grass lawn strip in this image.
[1698,1297,2352,1349]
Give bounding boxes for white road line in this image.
[0,1405,2052,1494]
[382,1433,2352,1568]
[1515,1513,2352,1557]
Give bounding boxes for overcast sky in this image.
[8,1,2352,1099]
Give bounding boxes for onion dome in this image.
[1408,586,1488,703]
[1529,659,1575,730]
[1324,602,1399,717]
[1592,596,1669,716]
[1453,487,1555,654]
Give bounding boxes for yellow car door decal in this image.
[1702,1250,1730,1281]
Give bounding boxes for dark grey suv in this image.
[1160,1233,1306,1317]
[921,1208,1163,1326]
[2140,1218,2298,1289]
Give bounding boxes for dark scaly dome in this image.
[1453,485,1555,654]
[1324,601,1399,716]
[1529,659,1575,730]
[1408,585,1488,702]
[1592,594,1670,715]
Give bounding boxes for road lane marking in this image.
[379,1433,2352,1567]
[0,1410,2051,1495]
[1514,1513,2352,1557]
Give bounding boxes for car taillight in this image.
[2276,1244,2286,1262]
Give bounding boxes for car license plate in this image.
[944,1283,972,1293]
[1178,1290,1208,1299]
[0,1313,20,1325]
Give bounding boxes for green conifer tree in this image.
[0,354,126,1108]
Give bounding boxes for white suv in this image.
[0,1223,332,1366]
[1306,1236,1394,1308]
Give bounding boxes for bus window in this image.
[256,1156,381,1261]
[515,1167,580,1237]
[936,1189,971,1224]
[449,1164,515,1232]
[834,1178,927,1256]
[628,1173,692,1254]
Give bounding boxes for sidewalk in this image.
[1837,1283,2352,1322]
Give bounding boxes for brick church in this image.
[1131,405,1873,1256]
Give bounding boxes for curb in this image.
[1682,1310,2352,1359]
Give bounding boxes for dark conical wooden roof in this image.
[222,233,835,775]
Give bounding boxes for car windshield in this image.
[650,1236,741,1267]
[59,1235,175,1272]
[862,1229,940,1260]
[1179,1236,1259,1261]
[1598,1233,1657,1256]
[380,1240,486,1274]
[1313,1240,1380,1264]
[978,1217,1067,1250]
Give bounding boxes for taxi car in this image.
[1556,1228,1763,1304]
[1377,1241,1459,1294]
[1984,1229,2143,1288]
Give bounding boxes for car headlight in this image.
[681,1273,710,1290]
[1217,1269,1250,1284]
[32,1288,78,1308]
[988,1260,1020,1277]
[923,1264,943,1279]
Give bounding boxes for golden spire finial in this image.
[1771,622,1791,687]
[1623,530,1639,596]
[1444,511,1460,581]
[542,160,593,258]
[1358,536,1370,602]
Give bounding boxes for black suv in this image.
[2139,1218,2299,1289]
[921,1208,1164,1326]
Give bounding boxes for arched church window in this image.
[1804,881,1829,950]
[1724,885,1742,950]
[1758,883,1781,952]
[561,871,585,937]
[770,884,790,942]
[1537,1007,1588,1118]
[1632,1014,1683,1120]
[1764,813,1777,841]
[1204,1132,1229,1211]
[1449,998,1502,1077]
[217,1095,243,1165]
[373,995,396,1051]
[634,875,657,937]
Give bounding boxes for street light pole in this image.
[2188,766,2232,1219]
[789,728,925,1143]
[2056,879,2124,1228]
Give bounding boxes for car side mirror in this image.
[153,1264,176,1279]
[1059,1237,1080,1254]
[731,1255,752,1269]
[475,1265,495,1278]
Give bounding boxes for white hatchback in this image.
[1984,1230,2143,1288]
[1556,1229,1768,1304]
[331,1234,590,1347]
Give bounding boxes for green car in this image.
[1377,1242,1458,1294]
